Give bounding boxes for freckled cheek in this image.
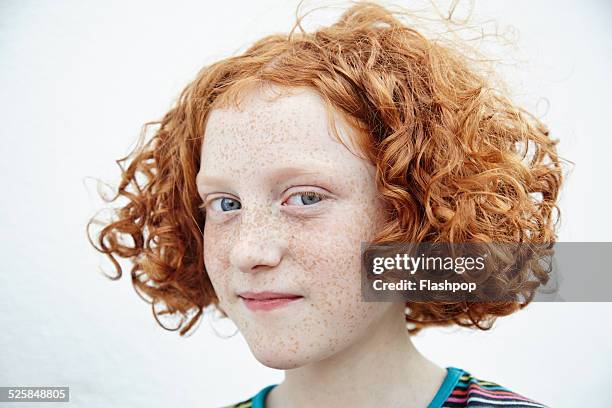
[290,209,372,306]
[203,223,233,300]
[293,234,378,338]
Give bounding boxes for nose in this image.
[228,206,287,274]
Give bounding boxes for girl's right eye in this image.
[209,197,242,212]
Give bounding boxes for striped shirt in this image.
[225,367,547,407]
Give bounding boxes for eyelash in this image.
[199,190,328,213]
[284,191,326,207]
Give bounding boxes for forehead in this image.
[199,86,362,173]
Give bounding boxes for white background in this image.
[1,0,611,407]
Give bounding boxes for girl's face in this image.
[197,85,395,369]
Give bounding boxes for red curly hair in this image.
[88,2,562,335]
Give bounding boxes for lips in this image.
[238,291,304,312]
[239,291,302,300]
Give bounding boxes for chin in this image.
[249,348,306,369]
[249,336,340,370]
[246,331,350,370]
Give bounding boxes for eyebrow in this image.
[196,165,328,189]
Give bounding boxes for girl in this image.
[89,3,561,407]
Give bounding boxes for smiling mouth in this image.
[238,292,304,312]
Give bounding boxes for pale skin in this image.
[196,84,446,408]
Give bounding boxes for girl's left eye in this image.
[284,191,325,206]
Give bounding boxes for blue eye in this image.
[210,197,242,212]
[285,191,324,206]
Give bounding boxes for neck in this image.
[266,303,447,408]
